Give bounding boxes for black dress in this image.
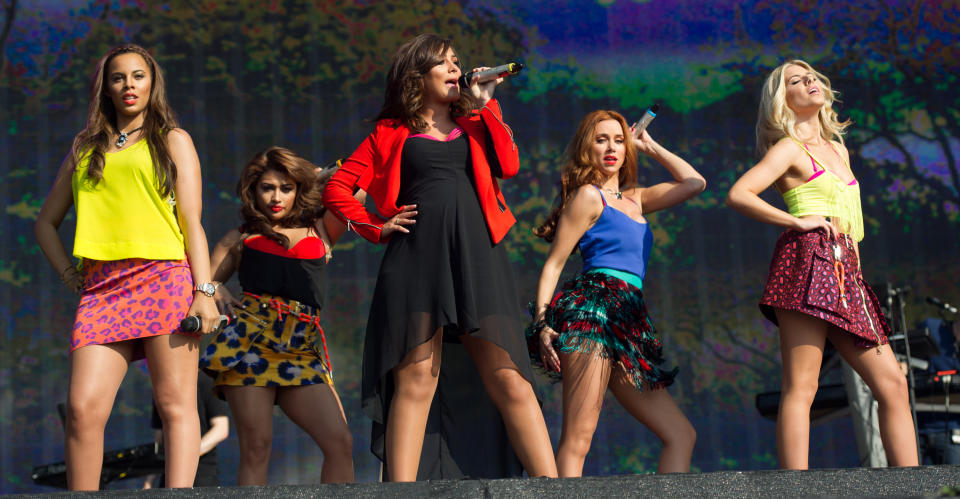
[362,131,533,479]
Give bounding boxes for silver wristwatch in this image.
[195,282,218,297]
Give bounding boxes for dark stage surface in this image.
[12,466,960,498]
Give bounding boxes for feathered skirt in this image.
[526,272,677,391]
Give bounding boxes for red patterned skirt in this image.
[760,229,889,347]
[71,258,196,360]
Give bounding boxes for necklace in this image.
[600,187,623,200]
[116,126,143,148]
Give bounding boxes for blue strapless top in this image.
[578,188,652,286]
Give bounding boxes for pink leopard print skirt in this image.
[759,229,889,347]
[71,258,197,360]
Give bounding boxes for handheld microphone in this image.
[180,315,231,333]
[927,296,959,314]
[458,62,525,87]
[630,104,661,138]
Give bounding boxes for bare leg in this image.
[608,368,696,473]
[555,350,612,477]
[222,386,277,485]
[143,334,201,487]
[385,330,443,482]
[461,334,559,478]
[827,328,919,466]
[278,384,355,483]
[775,309,828,470]
[65,342,135,490]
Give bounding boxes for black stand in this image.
[887,282,921,459]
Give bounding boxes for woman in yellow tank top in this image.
[726,60,917,469]
[34,45,221,489]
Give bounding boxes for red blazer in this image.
[323,99,519,244]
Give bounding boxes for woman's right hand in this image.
[213,285,241,320]
[380,204,417,239]
[793,214,837,240]
[60,266,84,294]
[539,325,561,373]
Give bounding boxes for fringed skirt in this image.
[526,272,677,391]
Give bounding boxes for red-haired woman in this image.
[530,110,704,476]
[200,147,354,484]
[323,34,557,481]
[35,44,220,489]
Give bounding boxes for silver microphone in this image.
[630,104,661,137]
[458,62,525,87]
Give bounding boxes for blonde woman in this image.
[726,60,917,469]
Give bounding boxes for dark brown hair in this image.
[238,147,328,246]
[535,110,638,242]
[71,44,179,197]
[376,33,477,131]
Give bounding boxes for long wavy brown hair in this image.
[534,110,638,242]
[238,147,329,247]
[70,44,180,197]
[376,33,477,131]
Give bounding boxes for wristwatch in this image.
[195,282,218,297]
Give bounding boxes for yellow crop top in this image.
[72,139,186,260]
[780,139,864,242]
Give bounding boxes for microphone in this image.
[928,296,959,314]
[458,62,525,87]
[180,315,231,333]
[630,104,660,138]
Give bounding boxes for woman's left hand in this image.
[187,294,221,334]
[468,66,500,105]
[632,128,658,156]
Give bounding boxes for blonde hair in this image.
[756,59,850,157]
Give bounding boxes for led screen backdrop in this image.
[1,0,958,492]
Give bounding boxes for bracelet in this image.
[527,302,551,335]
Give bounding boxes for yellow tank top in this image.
[72,139,186,260]
[780,139,864,242]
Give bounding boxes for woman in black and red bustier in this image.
[323,33,557,481]
[201,147,354,484]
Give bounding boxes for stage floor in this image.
[15,465,960,498]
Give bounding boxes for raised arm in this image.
[35,153,82,292]
[479,99,519,179]
[725,139,837,238]
[168,128,220,333]
[534,185,604,372]
[633,130,706,214]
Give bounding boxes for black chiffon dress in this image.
[362,129,534,479]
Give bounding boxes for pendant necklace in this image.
[116,126,143,148]
[600,187,623,200]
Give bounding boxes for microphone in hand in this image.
[180,315,230,333]
[630,104,661,138]
[459,62,525,87]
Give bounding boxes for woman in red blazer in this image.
[324,34,557,481]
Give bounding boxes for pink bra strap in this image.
[591,185,607,206]
[800,143,822,173]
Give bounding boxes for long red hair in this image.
[535,110,638,242]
